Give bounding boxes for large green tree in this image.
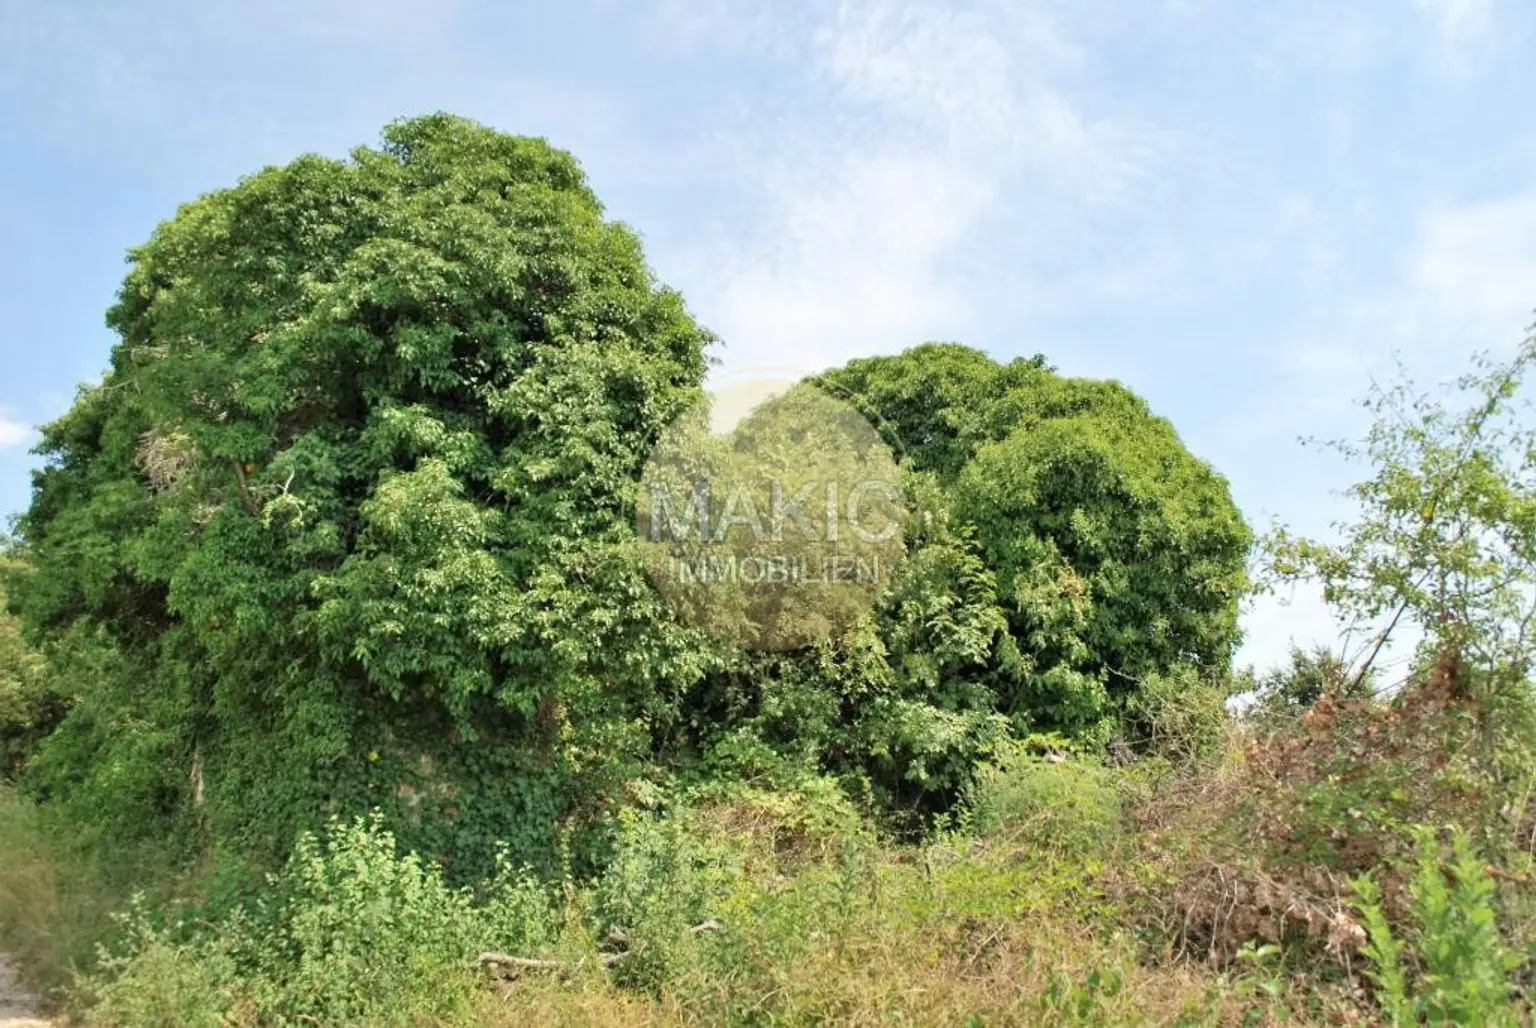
[642,345,1252,817]
[817,344,1253,742]
[8,114,716,873]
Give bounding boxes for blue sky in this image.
[1,0,1533,672]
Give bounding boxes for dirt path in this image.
[0,955,50,1028]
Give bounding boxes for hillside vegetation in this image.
[2,115,1535,1026]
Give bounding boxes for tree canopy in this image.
[819,344,1252,740]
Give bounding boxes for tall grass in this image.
[58,770,1348,1027]
[0,786,124,999]
[11,704,1535,1028]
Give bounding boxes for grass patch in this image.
[0,786,126,1000]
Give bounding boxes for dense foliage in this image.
[1,117,1254,873]
[5,114,718,875]
[0,548,50,777]
[819,344,1253,741]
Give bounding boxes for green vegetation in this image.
[821,345,1252,745]
[1,114,1534,1025]
[1353,830,1525,1026]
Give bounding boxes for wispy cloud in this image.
[1251,0,1508,82]
[1415,0,1494,43]
[1256,7,1384,78]
[1412,0,1503,77]
[651,0,1164,373]
[244,0,462,45]
[1409,190,1536,339]
[0,418,33,451]
[1261,182,1536,424]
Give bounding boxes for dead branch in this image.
[1486,863,1532,885]
[477,953,568,972]
[482,920,723,976]
[479,951,629,975]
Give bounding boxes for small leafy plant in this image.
[1352,828,1524,1026]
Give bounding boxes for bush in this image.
[685,773,869,871]
[1120,664,1231,765]
[1237,662,1491,878]
[1245,646,1374,731]
[75,898,235,1028]
[234,812,493,1022]
[592,808,741,990]
[0,551,61,778]
[1122,648,1536,979]
[78,812,561,1026]
[963,745,1124,858]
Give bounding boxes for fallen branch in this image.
[479,920,723,977]
[606,919,719,948]
[479,951,629,974]
[1485,863,1532,885]
[477,953,568,972]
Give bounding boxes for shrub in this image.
[592,808,741,990]
[0,553,54,777]
[685,773,868,871]
[1244,646,1375,732]
[75,898,235,1028]
[1120,663,1232,765]
[78,812,562,1026]
[1123,649,1536,975]
[232,812,492,1022]
[1237,661,1490,879]
[962,745,1124,858]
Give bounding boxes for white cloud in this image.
[1410,190,1536,339]
[1415,0,1494,43]
[249,0,461,44]
[813,2,1040,142]
[0,419,33,451]
[651,0,1161,374]
[1257,184,1536,429]
[701,149,995,369]
[644,0,800,58]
